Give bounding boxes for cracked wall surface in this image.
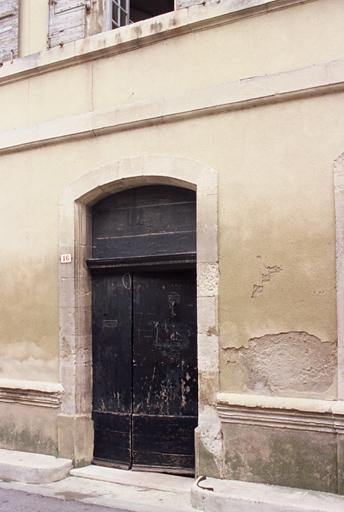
[217,90,340,400]
[223,332,337,398]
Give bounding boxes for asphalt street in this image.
[0,488,125,512]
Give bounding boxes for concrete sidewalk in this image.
[0,473,193,512]
[192,477,344,512]
[0,450,344,512]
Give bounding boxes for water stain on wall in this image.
[0,341,57,381]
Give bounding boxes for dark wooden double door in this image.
[92,268,197,473]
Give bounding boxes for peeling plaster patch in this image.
[251,256,282,298]
[0,342,57,381]
[224,332,336,396]
[251,284,263,298]
[261,265,282,282]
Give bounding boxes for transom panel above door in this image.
[88,185,198,474]
[90,184,196,263]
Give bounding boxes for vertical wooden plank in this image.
[92,272,132,468]
[132,270,198,473]
[92,185,196,259]
[91,185,197,471]
[48,0,87,48]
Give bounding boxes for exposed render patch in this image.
[224,332,336,396]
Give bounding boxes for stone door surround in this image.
[58,155,221,469]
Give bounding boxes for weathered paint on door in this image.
[92,270,197,473]
[92,273,132,467]
[90,185,197,473]
[132,270,197,471]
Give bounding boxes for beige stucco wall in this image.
[0,90,342,394]
[0,0,343,458]
[218,96,339,398]
[2,0,344,131]
[19,0,49,57]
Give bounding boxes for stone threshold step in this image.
[0,449,72,484]
[192,477,344,512]
[70,465,194,494]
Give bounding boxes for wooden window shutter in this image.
[0,0,19,63]
[48,0,90,48]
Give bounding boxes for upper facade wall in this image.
[0,1,342,393]
[19,0,48,57]
[0,0,343,132]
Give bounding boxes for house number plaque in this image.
[60,253,72,264]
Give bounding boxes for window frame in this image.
[105,0,130,31]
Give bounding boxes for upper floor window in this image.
[0,0,176,60]
[0,0,19,63]
[106,0,174,29]
[48,0,174,49]
[107,0,129,29]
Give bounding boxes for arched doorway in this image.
[87,185,198,474]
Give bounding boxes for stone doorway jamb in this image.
[58,155,221,473]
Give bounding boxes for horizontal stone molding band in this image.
[217,393,344,434]
[1,56,344,154]
[0,379,63,408]
[0,0,315,87]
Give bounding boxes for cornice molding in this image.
[217,393,344,434]
[0,0,316,86]
[0,56,343,154]
[0,379,63,409]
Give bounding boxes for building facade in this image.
[1,0,344,494]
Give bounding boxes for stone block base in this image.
[223,423,338,493]
[217,393,344,494]
[57,414,94,466]
[0,402,58,456]
[195,428,221,479]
